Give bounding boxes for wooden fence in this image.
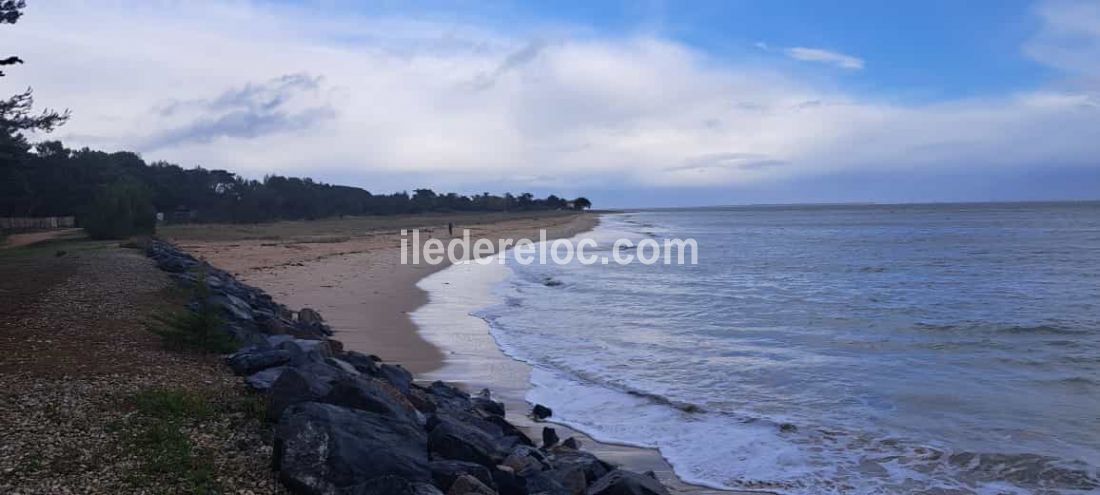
[0,216,77,231]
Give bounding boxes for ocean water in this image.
[475,202,1100,494]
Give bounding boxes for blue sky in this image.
[3,0,1098,207]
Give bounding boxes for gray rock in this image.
[502,445,551,477]
[551,449,612,484]
[278,338,334,365]
[542,465,587,495]
[447,474,497,495]
[491,467,525,495]
[585,470,670,495]
[428,416,507,467]
[227,348,292,375]
[342,351,384,378]
[430,460,496,491]
[322,376,421,425]
[298,307,324,325]
[267,365,342,421]
[246,366,287,391]
[267,334,295,346]
[275,402,431,494]
[325,357,362,376]
[532,404,553,420]
[473,397,505,417]
[212,293,254,321]
[524,470,572,495]
[427,381,474,413]
[379,363,414,394]
[338,476,444,495]
[542,427,560,448]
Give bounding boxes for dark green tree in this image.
[81,180,156,239]
[1,1,69,217]
[148,271,237,353]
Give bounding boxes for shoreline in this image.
[412,220,765,495]
[164,211,763,494]
[167,211,596,375]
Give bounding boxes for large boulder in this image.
[211,293,254,322]
[246,366,287,391]
[541,465,587,495]
[430,460,496,491]
[524,470,573,495]
[267,364,345,421]
[551,449,612,485]
[447,474,497,495]
[472,397,505,417]
[275,402,431,494]
[501,446,551,477]
[278,338,335,364]
[337,476,444,495]
[585,470,669,495]
[480,414,535,448]
[426,381,475,413]
[322,376,421,425]
[298,307,324,325]
[428,416,508,467]
[342,351,382,375]
[378,363,414,394]
[296,307,332,336]
[491,467,526,495]
[227,348,292,375]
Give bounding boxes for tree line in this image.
[0,2,590,238]
[4,141,593,222]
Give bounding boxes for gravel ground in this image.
[0,240,285,494]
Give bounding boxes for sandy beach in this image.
[162,211,597,374]
[163,210,754,495]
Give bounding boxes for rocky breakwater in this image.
[147,240,671,495]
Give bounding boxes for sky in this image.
[1,0,1098,207]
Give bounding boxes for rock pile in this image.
[147,240,671,495]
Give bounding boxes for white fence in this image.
[0,216,77,231]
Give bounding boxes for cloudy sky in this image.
[2,0,1098,207]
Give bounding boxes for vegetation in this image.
[4,143,594,222]
[148,272,238,353]
[126,388,217,493]
[1,1,70,222]
[81,180,157,240]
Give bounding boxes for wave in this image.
[511,359,1100,494]
[471,210,1100,494]
[914,322,1091,336]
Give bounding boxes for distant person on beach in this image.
[448,222,454,236]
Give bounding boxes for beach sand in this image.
[163,211,757,495]
[163,211,596,374]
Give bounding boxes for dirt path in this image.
[1,228,84,249]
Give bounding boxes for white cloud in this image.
[1025,0,1100,81]
[0,0,1097,196]
[783,47,865,70]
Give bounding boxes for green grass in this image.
[126,388,219,493]
[147,271,239,353]
[132,388,214,420]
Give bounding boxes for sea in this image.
[433,202,1100,494]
